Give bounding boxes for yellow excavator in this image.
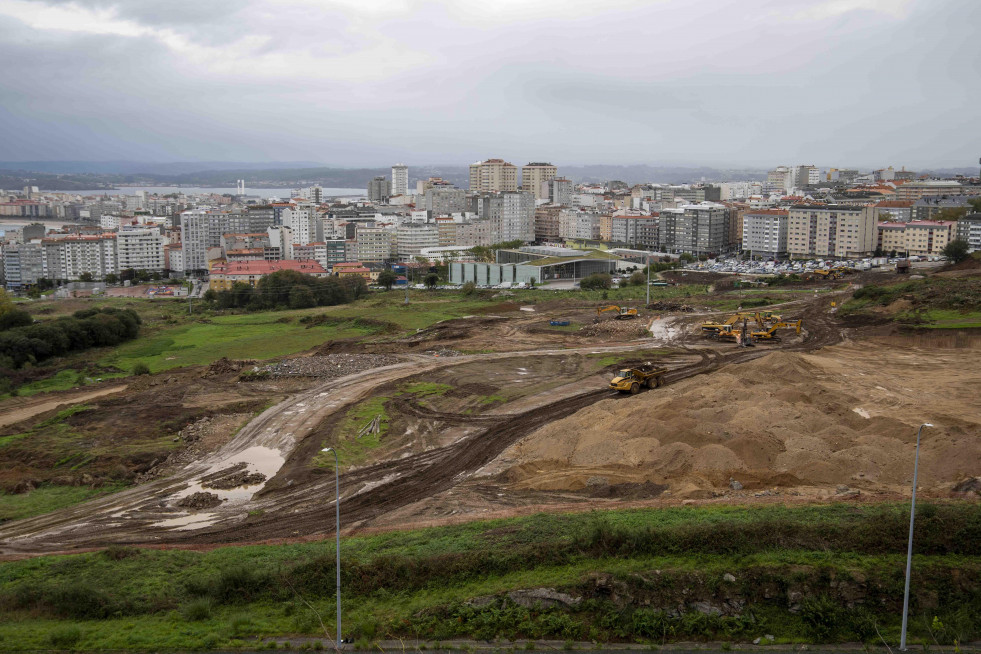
[701,314,741,335]
[703,312,768,336]
[751,319,803,341]
[597,305,638,320]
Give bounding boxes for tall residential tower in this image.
[391,163,409,197]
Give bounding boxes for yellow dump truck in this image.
[609,364,668,394]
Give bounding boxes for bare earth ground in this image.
[1,285,979,555]
[0,384,128,429]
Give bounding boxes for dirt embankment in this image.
[485,341,981,499]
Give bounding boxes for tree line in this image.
[0,307,141,370]
[202,269,369,310]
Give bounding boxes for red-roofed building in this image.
[209,259,328,291]
[332,261,374,282]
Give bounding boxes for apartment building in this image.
[658,203,732,255]
[534,206,562,242]
[41,234,118,280]
[292,241,346,268]
[876,221,955,256]
[547,178,573,206]
[367,176,391,203]
[609,215,658,248]
[911,195,973,221]
[521,162,557,200]
[896,180,963,202]
[391,164,409,197]
[957,213,981,252]
[873,200,913,222]
[180,209,229,273]
[116,228,166,272]
[426,187,467,214]
[787,205,875,258]
[469,159,518,193]
[355,225,395,262]
[396,223,439,259]
[2,242,44,289]
[764,166,792,194]
[281,203,323,245]
[742,209,789,259]
[558,210,601,241]
[228,207,277,234]
[471,191,535,243]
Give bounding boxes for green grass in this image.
[0,502,978,649]
[905,309,981,329]
[0,484,125,523]
[315,395,391,467]
[592,348,669,367]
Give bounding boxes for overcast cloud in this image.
[0,0,978,168]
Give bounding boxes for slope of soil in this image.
[485,340,981,498]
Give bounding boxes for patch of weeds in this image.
[181,598,213,622]
[399,381,453,397]
[47,624,82,648]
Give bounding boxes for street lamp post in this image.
[646,253,651,307]
[320,447,342,649]
[899,422,933,651]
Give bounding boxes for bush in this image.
[132,362,151,376]
[628,271,647,286]
[579,273,612,290]
[461,281,477,296]
[0,307,141,369]
[181,598,213,622]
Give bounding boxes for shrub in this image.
[580,273,612,290]
[132,362,151,376]
[182,598,213,622]
[461,281,477,296]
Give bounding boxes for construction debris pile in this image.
[260,353,402,379]
[579,321,650,337]
[647,301,695,312]
[203,357,257,377]
[200,462,267,490]
[176,492,223,510]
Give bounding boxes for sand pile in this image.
[488,342,981,498]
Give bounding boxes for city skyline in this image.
[1,0,979,168]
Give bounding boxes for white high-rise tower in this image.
[392,163,408,197]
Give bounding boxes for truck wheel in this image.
[645,377,654,388]
[630,383,640,395]
[655,376,664,387]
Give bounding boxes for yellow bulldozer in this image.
[609,364,668,394]
[751,319,803,341]
[597,305,638,320]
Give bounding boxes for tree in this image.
[0,289,13,317]
[202,289,218,304]
[628,271,647,286]
[579,273,613,290]
[968,198,981,213]
[528,277,536,288]
[934,207,968,222]
[679,253,695,263]
[289,285,316,309]
[78,272,94,283]
[377,270,397,291]
[424,272,440,290]
[942,239,970,264]
[461,281,477,296]
[873,246,883,258]
[104,273,119,285]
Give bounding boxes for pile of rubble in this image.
[421,348,462,357]
[259,353,402,379]
[176,492,224,510]
[203,357,257,377]
[200,462,267,490]
[579,321,650,337]
[647,300,695,312]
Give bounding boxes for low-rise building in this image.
[333,261,373,282]
[209,259,328,291]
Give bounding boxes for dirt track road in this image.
[0,294,845,554]
[0,385,128,429]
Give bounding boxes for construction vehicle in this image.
[609,364,667,394]
[700,314,741,334]
[597,305,638,320]
[702,311,769,336]
[751,319,803,341]
[896,258,911,274]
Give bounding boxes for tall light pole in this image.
[320,447,342,649]
[645,253,651,307]
[899,422,933,651]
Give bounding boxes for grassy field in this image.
[0,484,125,523]
[840,275,981,328]
[0,502,978,650]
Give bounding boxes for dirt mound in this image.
[491,343,981,498]
[203,357,256,377]
[176,492,223,510]
[200,463,267,490]
[647,301,695,312]
[580,321,650,337]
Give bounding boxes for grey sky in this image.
[1,0,979,169]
